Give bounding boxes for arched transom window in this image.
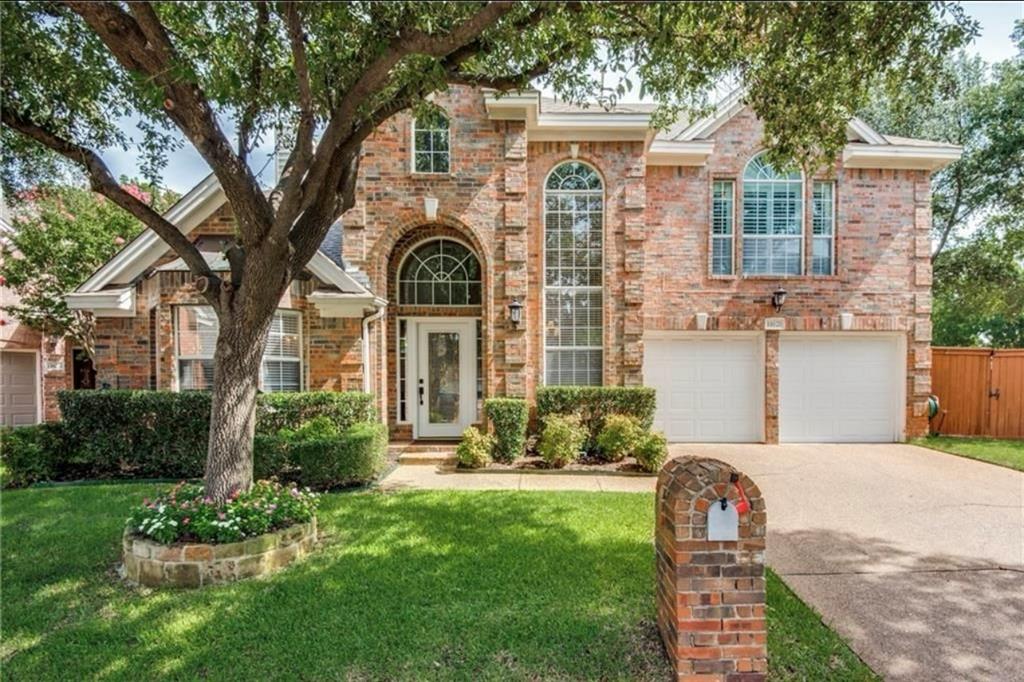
[544,161,603,386]
[742,153,803,275]
[399,238,481,306]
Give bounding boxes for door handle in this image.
[418,379,424,405]
[990,388,1000,399]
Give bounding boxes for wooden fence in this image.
[931,347,1024,439]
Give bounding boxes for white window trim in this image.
[410,114,451,175]
[173,305,303,392]
[811,180,837,276]
[542,160,606,387]
[740,154,805,277]
[710,179,736,277]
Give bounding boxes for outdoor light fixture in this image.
[770,287,787,313]
[508,298,523,327]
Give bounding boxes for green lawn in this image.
[1,484,876,681]
[913,435,1024,471]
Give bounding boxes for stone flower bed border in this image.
[122,518,317,588]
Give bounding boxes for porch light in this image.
[770,287,787,313]
[507,298,523,327]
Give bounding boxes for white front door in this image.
[416,320,477,438]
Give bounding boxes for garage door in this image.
[644,335,762,442]
[0,351,39,427]
[779,335,902,442]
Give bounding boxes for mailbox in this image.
[708,498,739,541]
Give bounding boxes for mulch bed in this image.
[483,454,652,474]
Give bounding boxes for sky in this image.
[102,1,1024,195]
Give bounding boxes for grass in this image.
[912,435,1024,471]
[1,484,876,681]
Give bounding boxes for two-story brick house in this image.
[65,87,959,443]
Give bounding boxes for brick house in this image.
[65,87,959,443]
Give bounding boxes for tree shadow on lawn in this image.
[771,527,1024,682]
[2,488,670,681]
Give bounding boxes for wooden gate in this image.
[931,347,1024,438]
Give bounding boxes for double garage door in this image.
[644,334,903,443]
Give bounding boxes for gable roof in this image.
[66,174,377,317]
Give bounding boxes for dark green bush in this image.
[285,417,387,489]
[257,392,376,435]
[253,433,293,481]
[47,390,378,483]
[484,398,528,463]
[535,386,656,451]
[0,423,68,487]
[537,414,586,469]
[595,414,643,463]
[633,431,668,473]
[456,426,494,469]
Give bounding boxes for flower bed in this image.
[122,481,319,588]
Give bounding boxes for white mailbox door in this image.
[708,500,739,541]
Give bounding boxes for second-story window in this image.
[711,180,735,275]
[742,153,803,276]
[412,111,450,174]
[812,181,836,275]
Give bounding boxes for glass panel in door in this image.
[427,332,460,424]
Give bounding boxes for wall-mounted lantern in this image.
[507,298,523,328]
[770,287,787,313]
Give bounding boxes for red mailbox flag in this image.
[733,481,750,514]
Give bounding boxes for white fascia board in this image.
[65,286,136,317]
[847,117,887,145]
[308,291,385,318]
[484,91,650,141]
[842,144,962,171]
[673,89,745,141]
[646,140,716,166]
[306,251,373,295]
[76,173,225,293]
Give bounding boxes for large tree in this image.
[1,1,975,500]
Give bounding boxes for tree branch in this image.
[64,1,273,237]
[238,1,271,163]
[933,171,964,261]
[1,106,219,297]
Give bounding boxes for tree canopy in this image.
[0,1,978,499]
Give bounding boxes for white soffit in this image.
[484,91,651,141]
[65,286,136,317]
[842,144,962,171]
[308,291,386,318]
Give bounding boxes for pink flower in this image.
[217,512,226,520]
[122,183,152,204]
[182,517,190,525]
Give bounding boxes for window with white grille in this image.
[742,154,803,275]
[175,307,302,392]
[543,161,603,386]
[398,238,481,306]
[711,180,734,275]
[812,181,836,275]
[412,111,450,174]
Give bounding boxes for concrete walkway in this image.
[380,443,1024,681]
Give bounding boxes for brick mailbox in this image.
[656,456,768,681]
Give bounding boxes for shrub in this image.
[634,431,668,473]
[535,387,656,451]
[456,426,494,469]
[52,390,377,482]
[537,414,586,469]
[595,414,644,462]
[0,423,68,487]
[484,398,528,463]
[253,433,292,481]
[285,417,387,489]
[127,480,319,545]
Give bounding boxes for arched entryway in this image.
[387,230,485,439]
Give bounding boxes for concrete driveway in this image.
[381,443,1023,679]
[679,443,1024,682]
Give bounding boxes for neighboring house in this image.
[0,215,74,425]
[65,87,959,444]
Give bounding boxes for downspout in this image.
[361,303,387,393]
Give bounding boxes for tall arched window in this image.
[398,238,481,305]
[742,153,803,275]
[544,161,603,386]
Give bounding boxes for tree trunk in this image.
[204,308,271,501]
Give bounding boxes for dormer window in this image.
[412,111,450,174]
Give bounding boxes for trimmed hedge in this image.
[284,417,387,489]
[537,414,586,468]
[456,426,494,469]
[0,390,381,486]
[484,398,528,463]
[536,386,656,451]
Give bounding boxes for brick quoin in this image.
[73,86,935,442]
[656,456,768,681]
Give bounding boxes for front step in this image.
[391,440,458,466]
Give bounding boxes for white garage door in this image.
[644,335,763,442]
[0,351,39,427]
[779,335,902,442]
